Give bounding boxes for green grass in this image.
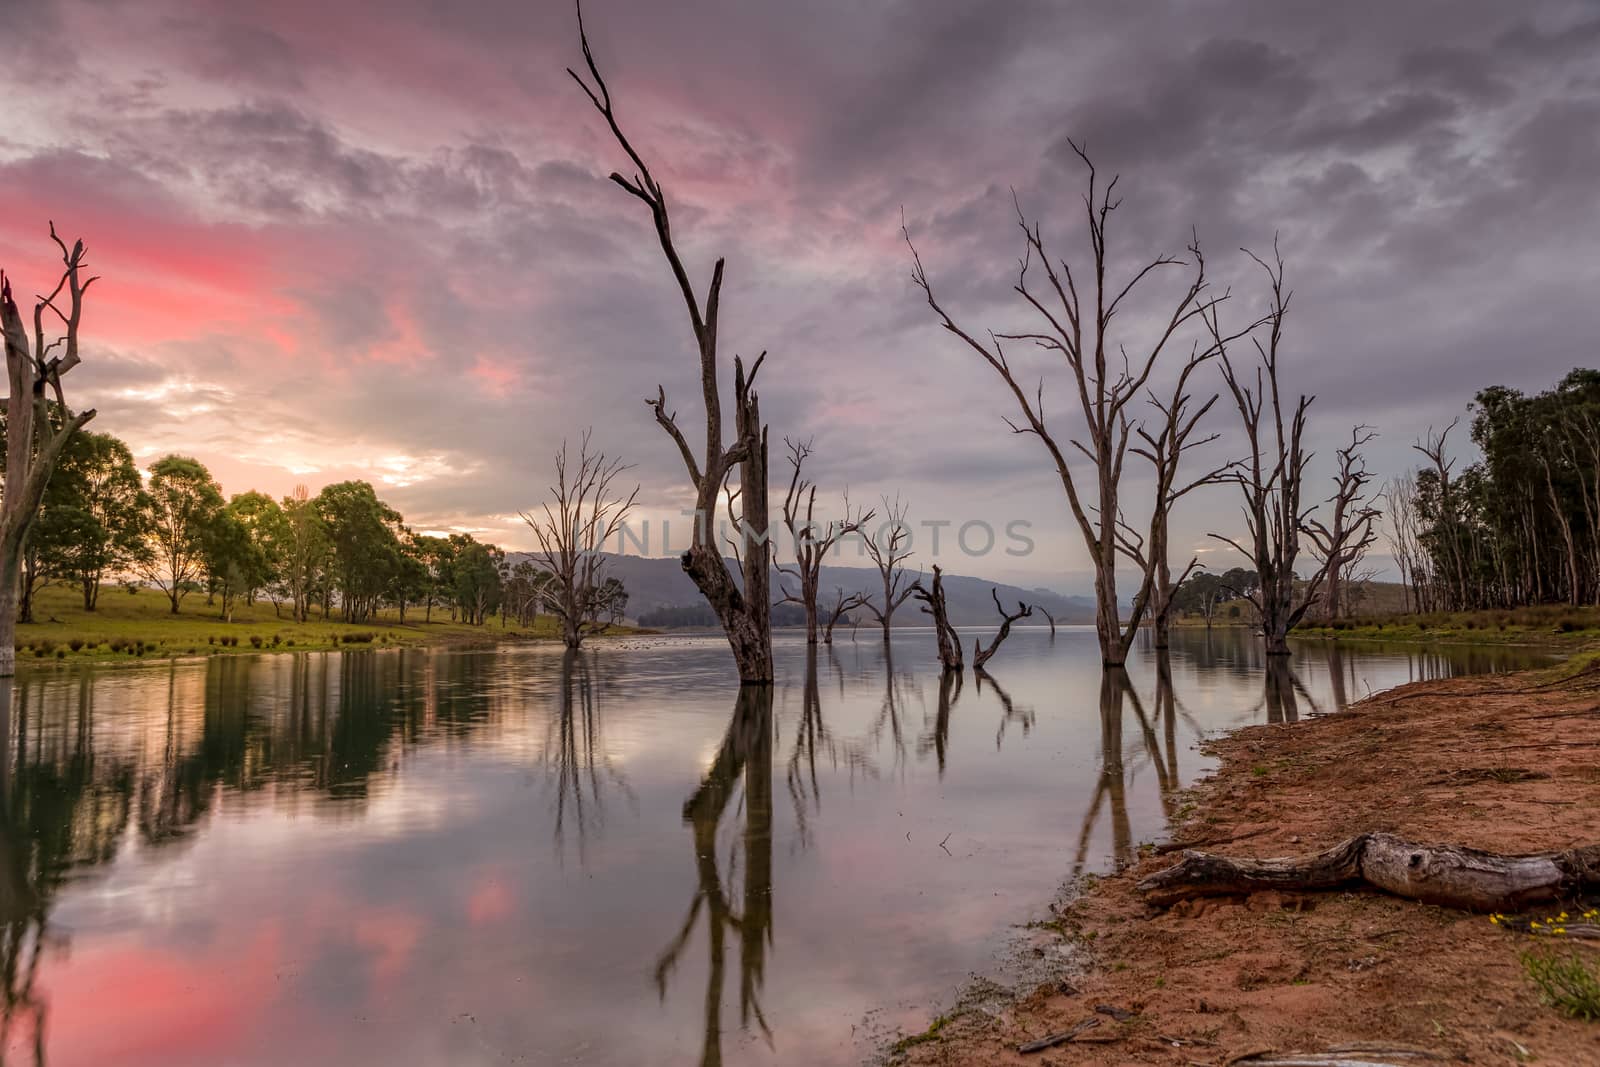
[1523,949,1600,1021]
[1295,604,1600,648]
[891,1012,955,1053]
[12,583,600,667]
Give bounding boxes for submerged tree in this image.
[972,589,1032,672]
[776,438,873,645]
[523,433,639,649]
[0,226,98,674]
[906,145,1226,666]
[819,586,865,645]
[569,4,775,683]
[1305,427,1382,620]
[861,494,916,642]
[1206,245,1328,654]
[912,565,962,672]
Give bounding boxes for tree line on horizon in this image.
[1,418,628,632]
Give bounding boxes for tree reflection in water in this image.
[1072,666,1184,875]
[916,668,961,774]
[543,649,636,865]
[0,681,46,1067]
[977,669,1034,749]
[655,686,775,1067]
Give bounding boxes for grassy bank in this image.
[11,584,585,667]
[1293,603,1600,648]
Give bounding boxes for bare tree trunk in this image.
[1206,244,1348,656]
[524,433,638,651]
[571,7,774,682]
[1139,833,1600,912]
[776,439,872,645]
[972,589,1031,671]
[1038,605,1056,639]
[0,228,99,676]
[863,494,915,643]
[820,588,864,646]
[906,144,1225,667]
[912,565,962,672]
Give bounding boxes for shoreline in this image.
[11,616,640,673]
[897,661,1600,1065]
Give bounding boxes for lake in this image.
[0,627,1551,1066]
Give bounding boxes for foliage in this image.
[1172,568,1259,620]
[1522,949,1600,1021]
[5,426,619,637]
[139,454,224,613]
[1400,369,1600,611]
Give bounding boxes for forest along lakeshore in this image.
[3,2,1600,1067]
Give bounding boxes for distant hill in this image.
[510,552,1096,628]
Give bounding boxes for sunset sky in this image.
[3,0,1598,591]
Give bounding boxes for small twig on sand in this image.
[939,833,952,856]
[1017,1016,1100,1054]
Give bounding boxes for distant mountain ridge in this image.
[509,552,1096,627]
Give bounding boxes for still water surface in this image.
[0,627,1550,1066]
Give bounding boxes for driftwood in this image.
[1139,832,1600,911]
[972,589,1031,670]
[1017,1016,1100,1054]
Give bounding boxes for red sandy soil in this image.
[901,662,1600,1066]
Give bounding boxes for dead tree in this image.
[1305,426,1382,620]
[972,589,1032,671]
[911,565,962,672]
[1205,243,1320,656]
[905,144,1224,667]
[820,587,866,645]
[1381,472,1431,613]
[0,226,98,676]
[1125,346,1235,648]
[862,494,916,642]
[569,4,774,682]
[776,438,873,644]
[522,432,639,649]
[1413,421,1467,610]
[1038,605,1056,638]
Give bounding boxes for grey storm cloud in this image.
[0,0,1597,588]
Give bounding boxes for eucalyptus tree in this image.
[276,485,328,622]
[225,491,286,608]
[56,431,149,610]
[139,455,224,614]
[200,507,255,622]
[315,480,404,624]
[450,535,503,626]
[0,225,98,674]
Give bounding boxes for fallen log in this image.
[1137,832,1600,911]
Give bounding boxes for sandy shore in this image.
[901,661,1600,1065]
